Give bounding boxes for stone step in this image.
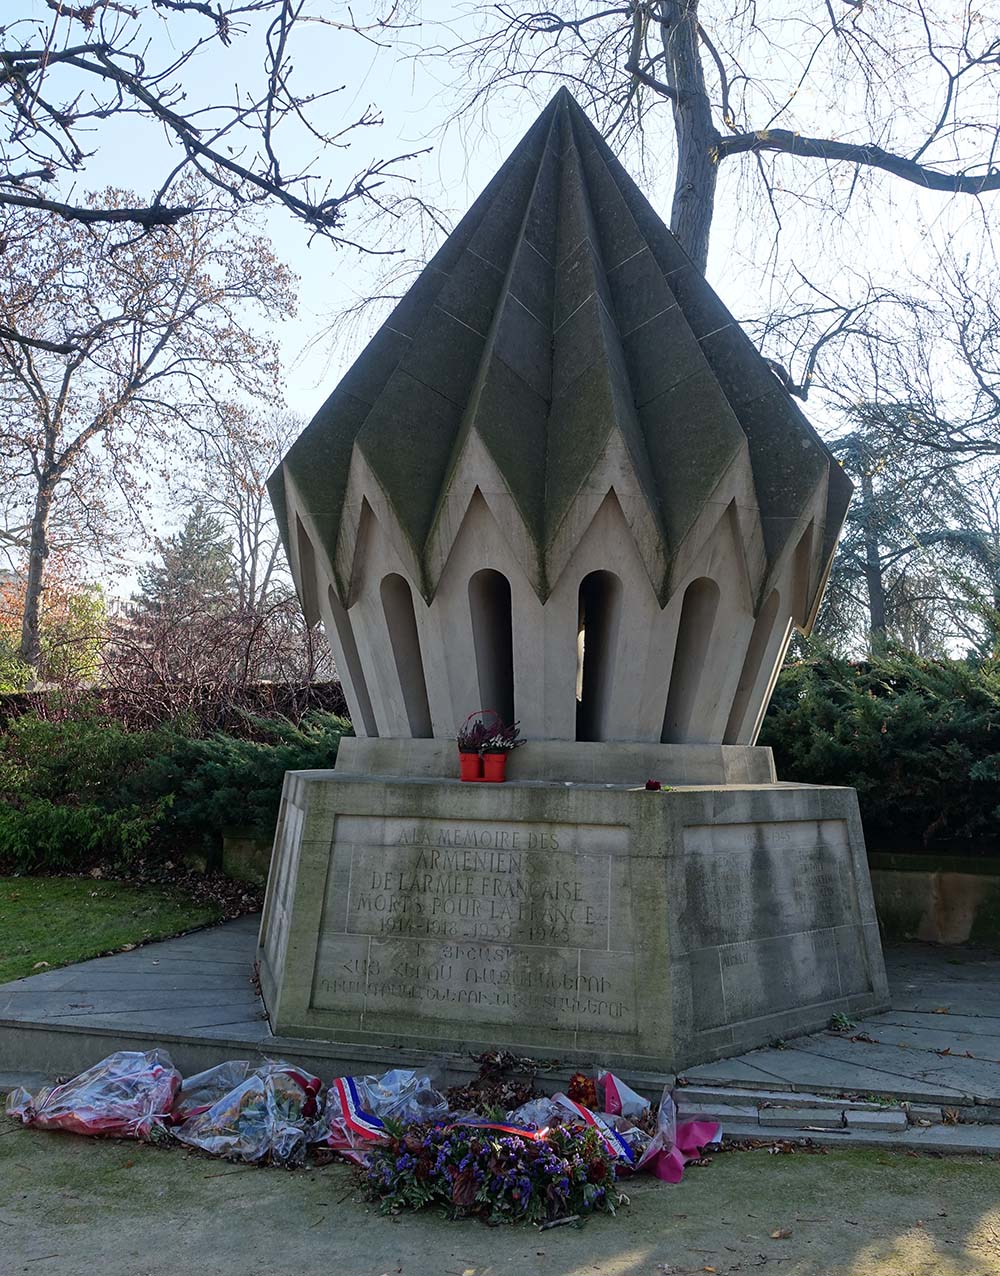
[721,1119,1000,1155]
[680,1084,892,1112]
[679,1091,959,1134]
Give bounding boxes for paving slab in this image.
[722,1118,1000,1155]
[3,918,1000,1145]
[842,1020,1000,1059]
[790,1035,1000,1097]
[845,1109,909,1132]
[759,1106,844,1129]
[877,1009,1000,1036]
[685,1045,973,1103]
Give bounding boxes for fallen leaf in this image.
[936,1047,952,1056]
[932,1007,950,1014]
[771,1227,793,1239]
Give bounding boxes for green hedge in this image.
[0,707,349,873]
[760,647,1000,853]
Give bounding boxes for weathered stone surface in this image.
[257,770,888,1069]
[270,90,852,746]
[335,737,777,785]
[758,1107,844,1129]
[845,1108,908,1132]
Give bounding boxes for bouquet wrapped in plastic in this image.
[504,1072,717,1182]
[172,1061,322,1166]
[5,1050,180,1139]
[168,1060,255,1125]
[316,1068,449,1165]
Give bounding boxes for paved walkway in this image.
[2,919,999,1142]
[684,943,1000,1107]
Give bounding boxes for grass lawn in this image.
[0,876,222,983]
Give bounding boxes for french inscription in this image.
[345,826,613,948]
[312,815,636,1038]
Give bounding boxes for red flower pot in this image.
[483,752,508,783]
[459,751,483,782]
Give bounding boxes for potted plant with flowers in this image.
[456,714,490,782]
[482,718,523,783]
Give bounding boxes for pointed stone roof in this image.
[271,89,850,606]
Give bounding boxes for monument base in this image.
[258,752,888,1072]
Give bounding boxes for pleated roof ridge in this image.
[271,88,850,605]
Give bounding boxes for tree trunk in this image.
[20,483,54,673]
[658,0,719,274]
[859,468,887,651]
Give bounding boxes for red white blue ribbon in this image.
[557,1097,637,1164]
[333,1076,386,1141]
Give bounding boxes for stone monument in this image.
[259,90,888,1072]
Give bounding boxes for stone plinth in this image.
[336,737,777,785]
[258,768,888,1070]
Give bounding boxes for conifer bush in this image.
[0,705,349,872]
[760,646,1000,852]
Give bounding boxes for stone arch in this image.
[468,568,515,724]
[576,570,623,742]
[379,573,433,737]
[661,577,721,743]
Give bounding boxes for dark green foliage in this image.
[0,706,349,872]
[137,711,348,846]
[0,713,172,870]
[135,502,235,618]
[760,645,1000,851]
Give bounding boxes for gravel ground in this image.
[2,1119,999,1276]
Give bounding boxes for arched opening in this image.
[661,577,721,743]
[468,569,515,724]
[327,586,378,737]
[723,589,781,744]
[380,573,433,738]
[576,570,622,741]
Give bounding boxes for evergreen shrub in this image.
[0,704,349,872]
[760,646,1000,852]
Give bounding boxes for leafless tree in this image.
[0,0,426,252]
[441,1,1000,275]
[180,410,302,613]
[0,182,294,671]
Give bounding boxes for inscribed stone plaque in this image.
[311,815,637,1043]
[682,819,857,947]
[683,819,871,1030]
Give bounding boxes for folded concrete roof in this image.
[271,88,850,605]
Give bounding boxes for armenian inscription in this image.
[312,815,637,1039]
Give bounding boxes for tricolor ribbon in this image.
[556,1097,637,1164]
[333,1076,387,1141]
